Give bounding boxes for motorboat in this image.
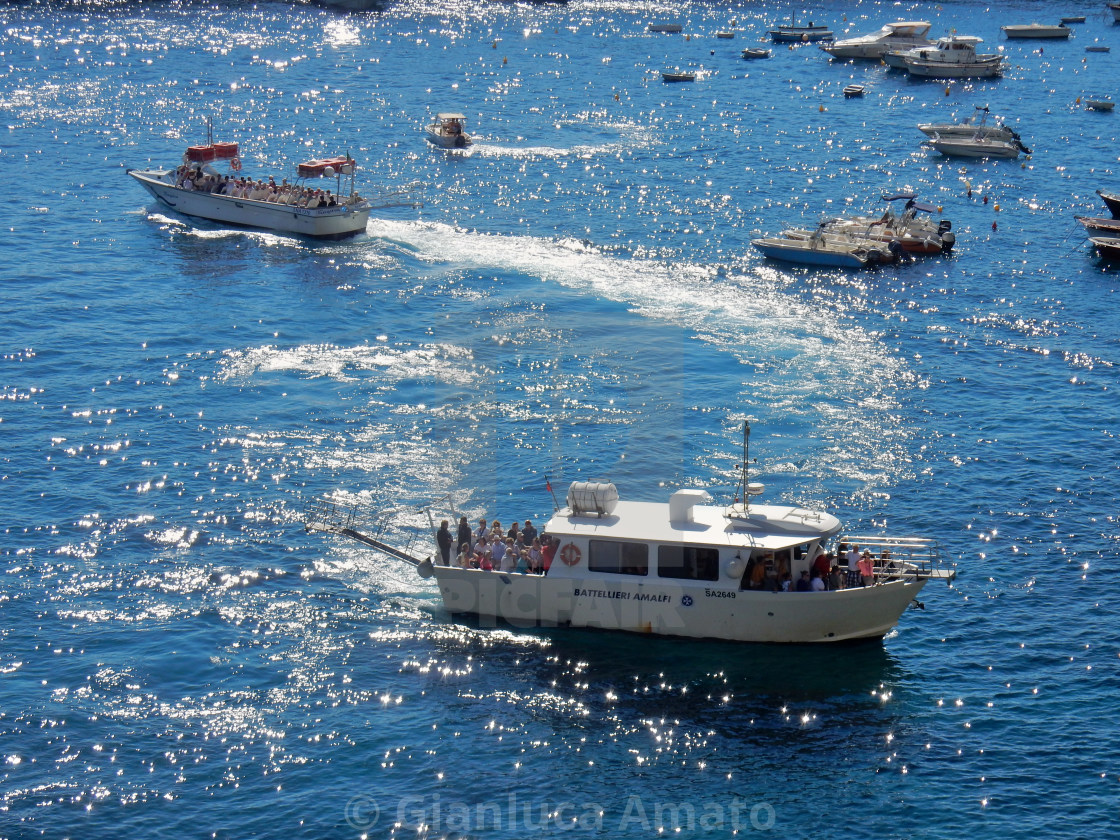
[790,194,955,255]
[1001,23,1072,39]
[752,223,899,268]
[128,137,372,238]
[1085,99,1115,111]
[1061,15,1086,24]
[307,424,954,644]
[716,31,736,39]
[1086,45,1111,53]
[648,23,683,33]
[769,14,833,43]
[819,20,932,60]
[917,106,1030,153]
[741,47,771,59]
[425,112,472,148]
[894,35,1003,78]
[1097,189,1120,218]
[661,70,697,82]
[1089,236,1120,259]
[843,84,866,97]
[926,134,1022,159]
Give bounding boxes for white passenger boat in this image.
[892,35,1004,78]
[307,425,953,643]
[1001,23,1072,39]
[926,134,1022,159]
[128,140,372,238]
[425,112,472,148]
[820,20,932,60]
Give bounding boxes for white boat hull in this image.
[928,138,1020,158]
[425,129,472,148]
[905,58,1002,78]
[1002,24,1072,39]
[129,169,371,237]
[752,237,871,268]
[431,566,928,643]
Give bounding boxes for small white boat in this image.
[1085,99,1115,111]
[308,424,954,644]
[752,223,900,268]
[1085,45,1111,53]
[809,194,956,254]
[1061,15,1086,24]
[716,31,736,39]
[661,70,697,82]
[1001,23,1072,39]
[128,138,371,238]
[769,14,833,43]
[648,23,683,33]
[843,84,865,97]
[741,47,771,59]
[918,106,1030,152]
[926,134,1022,159]
[897,35,1003,78]
[820,20,932,60]
[425,112,472,148]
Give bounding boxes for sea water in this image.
[1,0,1119,837]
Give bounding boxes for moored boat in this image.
[769,14,833,43]
[1076,215,1120,234]
[1061,15,1086,23]
[1001,23,1073,39]
[648,23,683,33]
[1085,99,1115,111]
[661,70,697,82]
[820,20,932,60]
[1089,236,1120,259]
[893,35,1003,78]
[741,47,771,59]
[1111,2,1120,23]
[751,224,898,268]
[843,84,866,97]
[1097,189,1120,218]
[917,105,1029,152]
[307,424,954,644]
[425,112,472,148]
[926,134,1022,159]
[792,194,955,255]
[128,138,371,238]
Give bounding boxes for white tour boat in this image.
[129,139,371,238]
[308,426,953,643]
[425,112,472,148]
[819,20,932,60]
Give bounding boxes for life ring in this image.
[230,157,242,171]
[560,543,581,566]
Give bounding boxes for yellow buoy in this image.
[994,204,1000,212]
[503,56,507,64]
[819,104,825,112]
[944,86,950,96]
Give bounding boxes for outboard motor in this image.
[866,247,884,265]
[888,239,911,264]
[937,220,956,251]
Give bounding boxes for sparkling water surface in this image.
[2,0,1120,837]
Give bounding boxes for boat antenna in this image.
[546,475,561,512]
[735,421,753,510]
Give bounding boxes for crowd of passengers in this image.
[435,517,559,574]
[173,165,343,207]
[742,542,896,592]
[435,517,895,591]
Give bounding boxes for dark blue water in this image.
[2,0,1119,837]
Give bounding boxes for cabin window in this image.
[657,545,719,581]
[588,539,648,576]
